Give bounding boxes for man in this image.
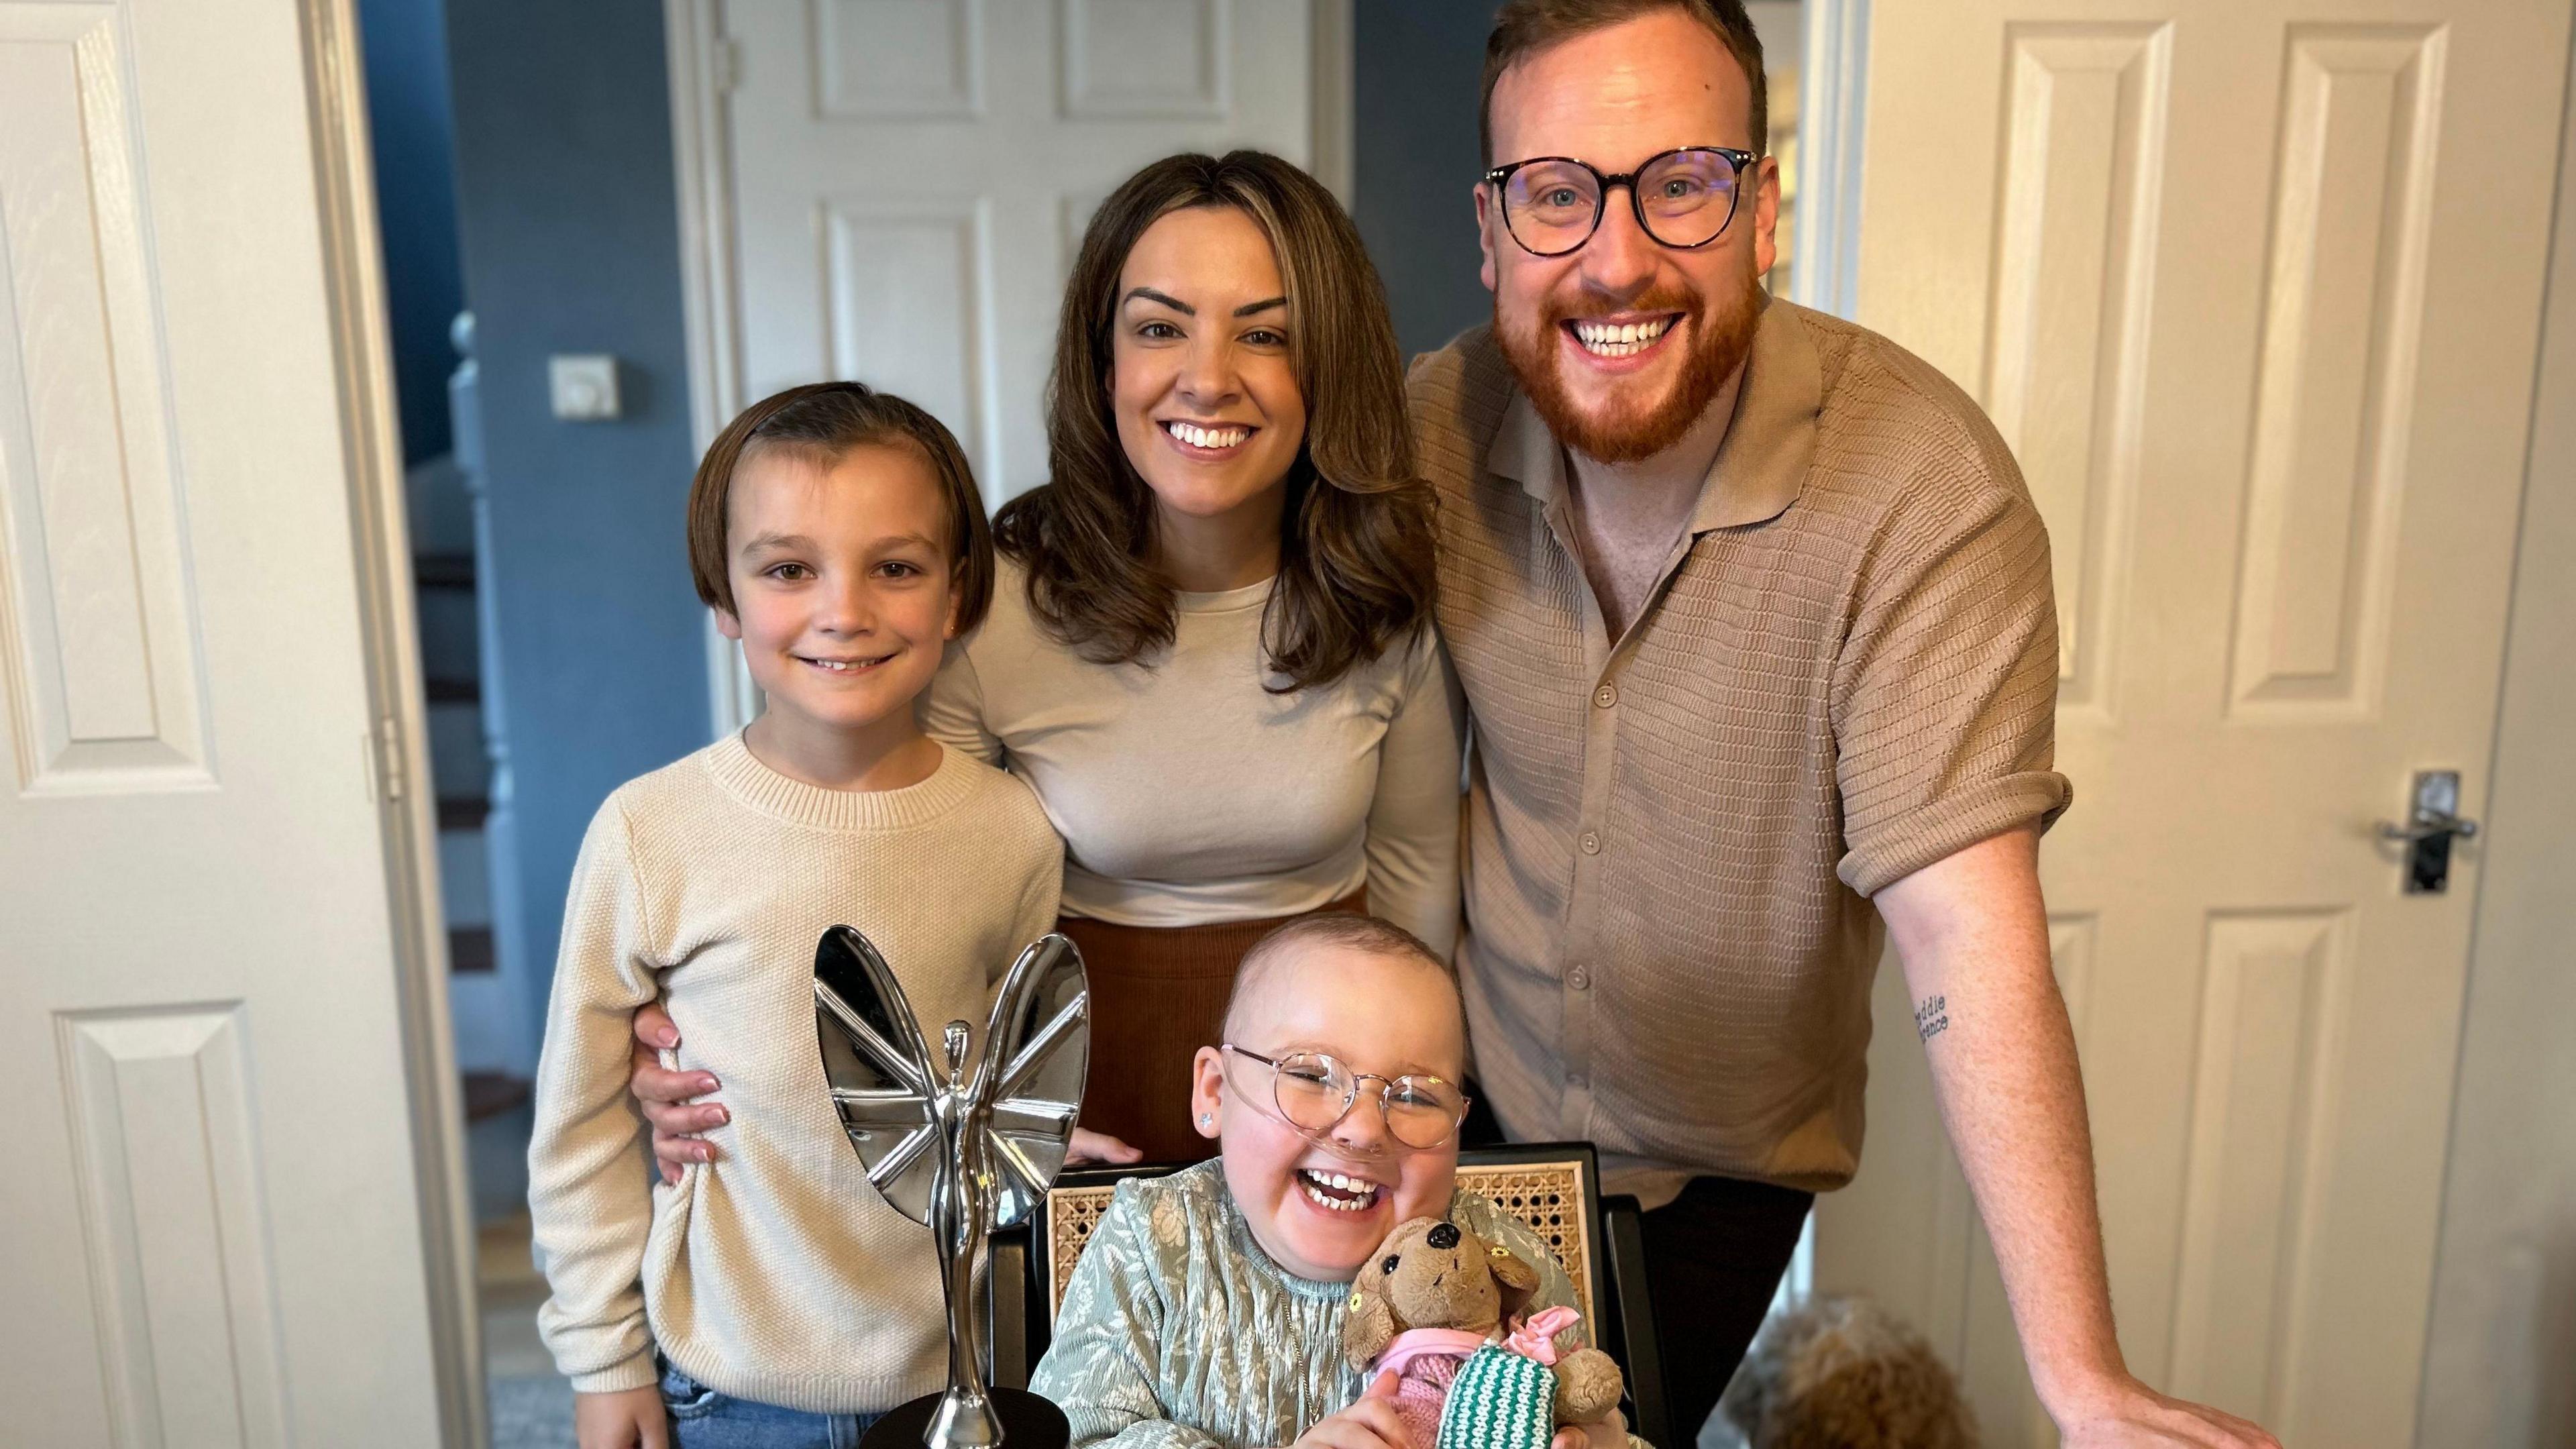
[1415,5,2271,1444]
[632,3,2279,1442]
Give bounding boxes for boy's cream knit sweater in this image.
[528,734,1062,1412]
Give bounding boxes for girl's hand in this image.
[1291,1371,1413,1449]
[1067,1128,1143,1166]
[631,1002,726,1185]
[574,1386,669,1449]
[1550,1405,1626,1449]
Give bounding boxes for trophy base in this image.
[859,1387,1070,1449]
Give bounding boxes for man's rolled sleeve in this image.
[1831,484,2072,897]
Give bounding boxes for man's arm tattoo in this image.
[1914,994,1951,1043]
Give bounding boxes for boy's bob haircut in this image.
[1220,912,1465,1049]
[687,380,996,633]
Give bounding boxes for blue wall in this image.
[443,0,709,1025]
[358,0,465,464]
[1354,0,1496,363]
[416,0,1482,1034]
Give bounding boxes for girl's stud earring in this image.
[1197,1114,1214,1128]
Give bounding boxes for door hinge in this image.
[714,36,743,93]
[373,716,407,804]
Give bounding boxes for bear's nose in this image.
[1426,1222,1460,1250]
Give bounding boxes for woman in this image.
[633,152,1456,1166]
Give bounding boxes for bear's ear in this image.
[1487,1238,1542,1320]
[1343,1277,1397,1369]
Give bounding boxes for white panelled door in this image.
[0,2,452,1446]
[1811,3,2570,1446]
[714,0,1321,506]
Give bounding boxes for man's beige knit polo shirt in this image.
[1410,300,2071,1200]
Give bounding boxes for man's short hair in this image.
[1220,912,1463,1048]
[1481,0,1770,164]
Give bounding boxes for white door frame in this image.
[665,0,753,735]
[1793,0,1869,321]
[665,0,1358,739]
[301,0,485,1442]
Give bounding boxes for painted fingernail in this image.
[709,1107,730,1126]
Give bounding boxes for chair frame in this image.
[985,1142,1672,1449]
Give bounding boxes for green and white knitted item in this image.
[1434,1344,1556,1449]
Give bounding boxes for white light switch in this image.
[549,354,622,421]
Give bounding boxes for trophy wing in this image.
[812,925,941,1227]
[972,932,1091,1230]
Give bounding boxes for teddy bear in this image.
[1341,1216,1625,1449]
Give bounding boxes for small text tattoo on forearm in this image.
[1914,994,1950,1043]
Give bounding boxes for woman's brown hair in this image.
[992,150,1436,691]
[686,380,996,635]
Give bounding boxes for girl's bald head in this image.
[1219,914,1467,1071]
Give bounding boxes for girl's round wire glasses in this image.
[1219,1043,1469,1153]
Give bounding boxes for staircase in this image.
[409,313,537,1220]
[411,523,500,1001]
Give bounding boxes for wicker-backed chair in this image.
[984,1142,1670,1448]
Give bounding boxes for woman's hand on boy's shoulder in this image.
[574,1385,669,1449]
[1289,1371,1412,1449]
[631,1002,727,1185]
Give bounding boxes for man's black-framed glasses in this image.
[1220,1043,1469,1152]
[1484,146,1760,257]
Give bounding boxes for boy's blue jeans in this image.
[658,1359,888,1449]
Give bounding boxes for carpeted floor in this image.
[488,1374,578,1449]
[483,1212,580,1449]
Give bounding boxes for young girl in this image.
[527,382,1064,1448]
[1029,914,1629,1449]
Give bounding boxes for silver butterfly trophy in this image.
[813,926,1090,1449]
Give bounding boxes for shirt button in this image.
[1579,830,1602,855]
[1568,965,1591,991]
[1567,1071,1588,1089]
[1594,682,1617,708]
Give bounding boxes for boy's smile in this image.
[794,650,896,673]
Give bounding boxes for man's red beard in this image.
[1496,260,1764,465]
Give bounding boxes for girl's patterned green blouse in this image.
[1027,1159,1589,1449]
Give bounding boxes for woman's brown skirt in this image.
[1058,890,1365,1165]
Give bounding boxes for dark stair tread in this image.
[462,1070,531,1122]
[438,796,490,830]
[449,925,496,973]
[415,552,476,589]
